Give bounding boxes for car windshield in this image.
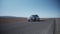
[30,15,39,18]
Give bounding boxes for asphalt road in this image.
[0,19,55,34]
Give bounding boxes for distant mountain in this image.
[0,16,26,19]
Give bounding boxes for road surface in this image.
[0,18,57,34]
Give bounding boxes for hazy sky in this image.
[0,0,60,18]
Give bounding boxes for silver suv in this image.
[28,15,40,22]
